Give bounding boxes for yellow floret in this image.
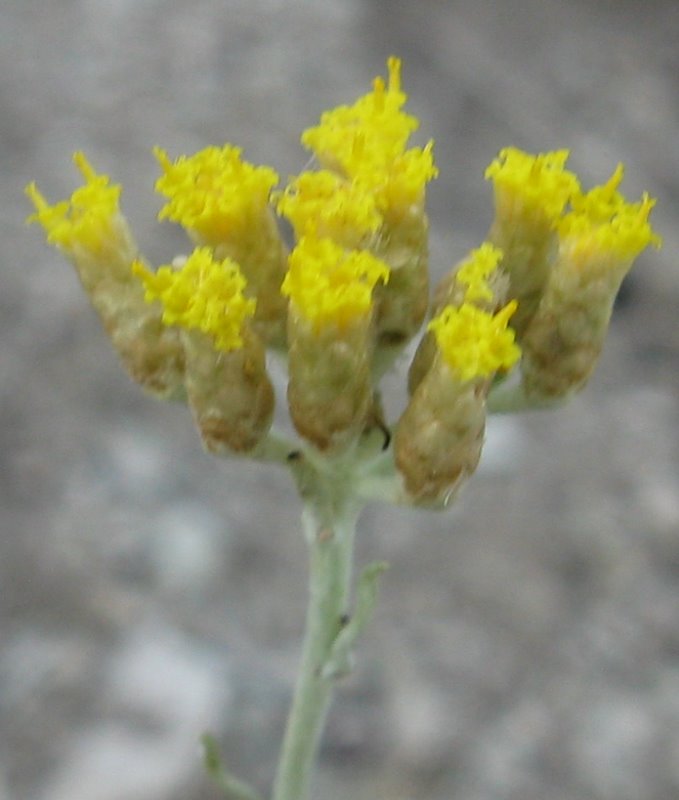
[276,170,382,246]
[300,58,437,213]
[26,152,121,254]
[559,166,662,265]
[282,236,389,330]
[484,147,580,223]
[133,247,255,351]
[301,56,419,174]
[569,163,626,222]
[154,145,279,245]
[428,301,520,382]
[354,141,438,211]
[456,243,504,303]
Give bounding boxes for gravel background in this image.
[2,1,679,799]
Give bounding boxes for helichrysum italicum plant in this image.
[27,56,661,800]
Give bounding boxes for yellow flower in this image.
[569,163,626,221]
[428,301,520,382]
[354,141,438,213]
[154,145,279,245]
[300,58,437,211]
[133,247,256,351]
[558,164,662,266]
[26,152,122,255]
[301,57,418,170]
[455,243,504,303]
[485,147,579,225]
[276,169,382,247]
[282,236,389,330]
[483,148,580,338]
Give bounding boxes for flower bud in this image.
[301,58,437,347]
[520,166,661,399]
[181,328,274,455]
[408,243,507,393]
[26,153,185,399]
[485,148,579,336]
[134,247,274,453]
[395,301,520,505]
[276,169,381,251]
[282,236,389,452]
[372,199,431,346]
[154,145,288,346]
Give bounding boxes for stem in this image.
[272,482,361,800]
[201,734,263,800]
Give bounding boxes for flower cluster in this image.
[482,149,660,402]
[27,58,660,506]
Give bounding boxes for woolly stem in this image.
[271,473,361,800]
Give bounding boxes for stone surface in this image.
[2,1,679,799]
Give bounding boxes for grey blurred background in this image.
[2,1,679,799]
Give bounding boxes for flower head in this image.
[456,243,504,303]
[301,58,437,211]
[282,236,389,330]
[154,145,279,245]
[354,141,438,213]
[133,247,256,351]
[302,57,418,171]
[558,164,662,267]
[428,301,520,383]
[485,147,579,226]
[26,152,123,256]
[276,170,382,247]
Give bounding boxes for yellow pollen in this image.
[299,58,437,212]
[276,170,382,246]
[132,247,256,351]
[428,300,521,382]
[154,145,279,245]
[282,236,390,330]
[484,147,580,223]
[569,163,626,223]
[559,166,662,264]
[301,57,419,176]
[456,243,504,303]
[25,152,121,254]
[352,140,438,211]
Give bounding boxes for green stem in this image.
[272,483,361,800]
[201,734,263,800]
